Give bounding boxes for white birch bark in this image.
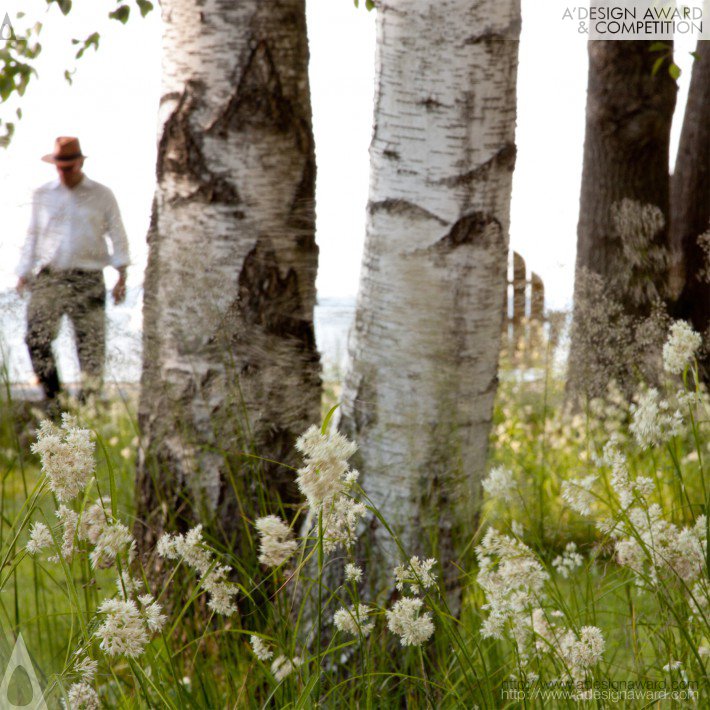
[136,0,320,548]
[340,0,520,588]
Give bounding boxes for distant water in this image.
[0,287,355,386]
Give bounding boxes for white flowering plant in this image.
[0,318,707,707]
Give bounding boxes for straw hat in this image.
[42,136,86,164]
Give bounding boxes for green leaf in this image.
[649,41,669,53]
[365,0,375,8]
[690,51,699,61]
[75,31,100,59]
[16,108,22,119]
[48,0,72,16]
[136,0,153,17]
[321,404,340,435]
[668,63,681,80]
[109,5,130,24]
[64,69,74,85]
[651,56,665,77]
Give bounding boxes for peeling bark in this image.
[339,0,520,604]
[136,0,319,554]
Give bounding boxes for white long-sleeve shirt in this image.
[16,176,130,279]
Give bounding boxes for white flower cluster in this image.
[31,415,95,501]
[93,587,166,660]
[157,525,238,616]
[394,556,437,595]
[333,603,374,637]
[270,654,302,682]
[26,522,52,555]
[385,597,434,647]
[596,439,655,511]
[322,495,367,554]
[561,475,597,516]
[481,466,516,502]
[663,321,702,375]
[532,609,605,681]
[344,563,362,583]
[476,528,548,642]
[28,497,136,570]
[552,542,583,579]
[295,425,358,509]
[615,507,706,588]
[295,425,366,554]
[255,515,297,568]
[250,635,274,661]
[62,681,99,709]
[94,598,150,658]
[629,388,683,450]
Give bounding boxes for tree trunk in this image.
[670,40,710,382]
[568,41,677,400]
[135,0,320,553]
[339,0,520,597]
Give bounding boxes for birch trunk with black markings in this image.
[135,0,320,552]
[339,0,520,596]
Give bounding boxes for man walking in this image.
[16,136,130,402]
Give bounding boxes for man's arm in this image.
[16,192,40,295]
[112,265,127,305]
[104,188,130,305]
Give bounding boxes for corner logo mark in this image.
[0,634,47,709]
[1,12,16,41]
[1,13,16,41]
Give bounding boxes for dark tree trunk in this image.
[670,40,710,382]
[568,41,677,399]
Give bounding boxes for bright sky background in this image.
[0,0,697,310]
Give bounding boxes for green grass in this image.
[0,353,707,708]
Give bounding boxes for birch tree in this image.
[135,0,320,551]
[339,0,521,593]
[670,41,710,382]
[568,41,677,400]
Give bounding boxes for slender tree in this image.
[568,41,677,400]
[670,40,710,382]
[339,0,521,596]
[135,0,320,551]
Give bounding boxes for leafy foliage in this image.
[0,1,154,147]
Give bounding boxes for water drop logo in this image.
[0,634,47,709]
[1,13,16,41]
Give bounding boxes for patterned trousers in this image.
[25,268,106,400]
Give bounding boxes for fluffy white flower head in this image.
[31,415,95,501]
[333,603,374,637]
[62,681,99,710]
[255,515,297,568]
[250,635,273,661]
[94,598,149,658]
[663,321,701,375]
[482,466,516,502]
[295,425,357,509]
[386,597,434,647]
[345,563,363,584]
[394,556,438,595]
[26,522,53,555]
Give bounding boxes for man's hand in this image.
[112,268,127,305]
[16,276,29,296]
